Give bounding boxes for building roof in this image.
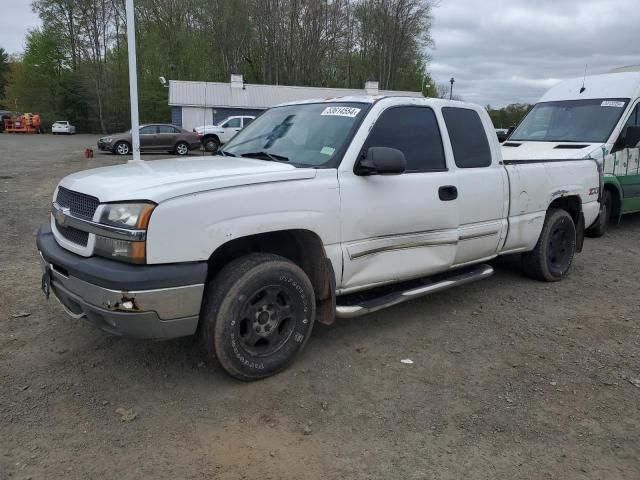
[168,80,422,108]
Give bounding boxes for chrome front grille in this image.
[56,223,89,247]
[55,186,99,220]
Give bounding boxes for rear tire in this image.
[585,189,612,238]
[522,208,576,282]
[199,253,316,381]
[174,141,189,156]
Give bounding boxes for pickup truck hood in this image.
[58,156,316,203]
[501,141,602,161]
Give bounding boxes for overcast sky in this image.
[430,0,639,106]
[1,0,638,107]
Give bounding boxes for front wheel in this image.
[522,208,576,282]
[203,136,220,152]
[113,141,130,156]
[199,253,316,381]
[585,190,612,238]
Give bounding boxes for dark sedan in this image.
[97,124,200,156]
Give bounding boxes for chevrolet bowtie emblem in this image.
[55,206,71,226]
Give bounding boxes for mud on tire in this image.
[199,253,316,381]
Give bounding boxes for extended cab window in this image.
[224,118,241,128]
[364,106,445,172]
[443,108,492,168]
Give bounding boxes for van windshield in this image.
[221,102,367,168]
[510,98,630,143]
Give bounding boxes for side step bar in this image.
[335,264,494,319]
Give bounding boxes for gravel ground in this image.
[1,133,639,480]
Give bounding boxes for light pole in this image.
[125,0,141,162]
[449,77,455,100]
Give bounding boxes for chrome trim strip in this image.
[459,231,499,241]
[336,264,494,318]
[350,238,458,259]
[52,202,146,241]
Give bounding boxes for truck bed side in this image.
[501,160,601,254]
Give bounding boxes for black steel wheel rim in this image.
[235,285,297,357]
[548,223,571,272]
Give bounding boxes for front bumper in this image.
[97,140,113,151]
[37,224,208,340]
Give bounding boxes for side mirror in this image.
[356,147,406,176]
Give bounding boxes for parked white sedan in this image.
[52,121,76,135]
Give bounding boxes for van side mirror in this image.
[356,147,406,176]
[621,125,640,149]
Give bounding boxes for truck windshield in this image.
[221,102,367,167]
[510,98,629,143]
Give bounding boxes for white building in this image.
[169,75,422,131]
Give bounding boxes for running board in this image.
[335,264,494,319]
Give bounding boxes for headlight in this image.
[99,202,155,229]
[95,202,155,264]
[102,137,113,142]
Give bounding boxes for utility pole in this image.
[449,77,455,100]
[125,0,141,162]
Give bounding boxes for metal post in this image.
[125,0,141,162]
[449,77,455,100]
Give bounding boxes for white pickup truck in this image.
[37,96,601,380]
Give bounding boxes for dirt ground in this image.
[0,133,639,480]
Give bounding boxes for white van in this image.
[502,67,640,236]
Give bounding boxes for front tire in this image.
[200,253,316,381]
[522,208,576,282]
[585,189,612,238]
[114,141,131,156]
[203,136,220,152]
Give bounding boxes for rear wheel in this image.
[585,189,612,238]
[522,208,576,282]
[174,141,189,156]
[114,141,130,156]
[199,253,316,381]
[203,136,220,152]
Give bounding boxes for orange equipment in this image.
[3,113,41,134]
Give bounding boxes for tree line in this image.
[1,0,439,133]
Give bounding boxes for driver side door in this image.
[338,105,459,291]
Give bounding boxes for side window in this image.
[623,104,640,128]
[139,125,157,135]
[243,117,254,128]
[442,108,492,168]
[158,125,177,134]
[225,117,241,128]
[363,106,446,172]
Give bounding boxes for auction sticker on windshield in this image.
[601,101,626,108]
[321,106,361,117]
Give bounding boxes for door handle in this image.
[438,185,458,201]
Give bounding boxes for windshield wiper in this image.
[217,150,236,157]
[240,151,290,162]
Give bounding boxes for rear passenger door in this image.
[441,107,508,266]
[338,105,460,290]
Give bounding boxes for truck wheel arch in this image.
[547,195,585,252]
[602,181,623,219]
[205,229,336,324]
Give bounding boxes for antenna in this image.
[580,64,588,94]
